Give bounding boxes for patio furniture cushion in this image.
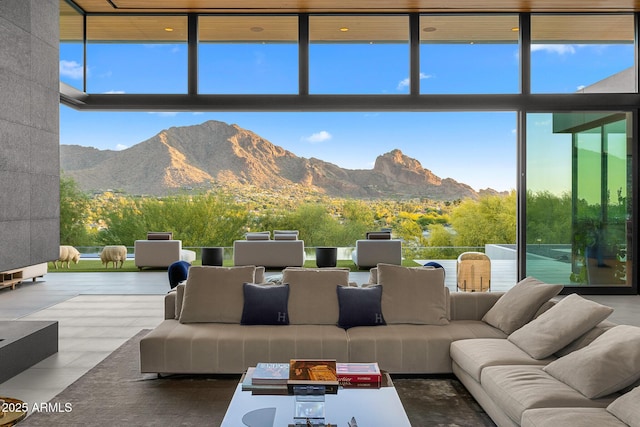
[377,263,448,325]
[283,267,350,325]
[366,231,391,239]
[246,231,270,240]
[273,230,299,240]
[178,265,256,324]
[508,293,613,359]
[544,325,640,398]
[147,231,173,240]
[337,284,385,329]
[607,386,640,426]
[482,276,563,334]
[241,283,290,325]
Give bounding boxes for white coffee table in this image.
[221,380,411,426]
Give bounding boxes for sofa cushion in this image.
[377,263,448,325]
[508,294,614,359]
[607,386,640,426]
[544,325,640,398]
[347,322,502,374]
[450,338,554,383]
[273,230,299,240]
[246,231,270,240]
[241,283,289,325]
[482,277,563,334]
[337,284,385,329]
[283,267,350,325]
[521,407,627,427]
[366,231,391,240]
[147,231,172,240]
[179,265,256,324]
[482,365,615,425]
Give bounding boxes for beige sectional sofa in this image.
[139,264,640,427]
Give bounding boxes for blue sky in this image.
[59,40,633,193]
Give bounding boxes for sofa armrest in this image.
[449,292,505,321]
[165,290,177,320]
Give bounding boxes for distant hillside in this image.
[60,120,493,200]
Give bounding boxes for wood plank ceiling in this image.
[62,0,637,42]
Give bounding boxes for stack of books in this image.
[241,362,289,395]
[336,362,382,388]
[287,359,340,394]
[242,360,382,395]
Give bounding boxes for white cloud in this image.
[115,144,128,151]
[303,131,332,143]
[103,90,125,94]
[397,73,432,90]
[59,60,83,79]
[147,112,180,117]
[577,84,586,91]
[531,44,576,55]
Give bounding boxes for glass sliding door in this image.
[526,112,632,288]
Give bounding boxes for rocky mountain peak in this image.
[61,120,485,200]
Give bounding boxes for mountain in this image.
[60,120,485,200]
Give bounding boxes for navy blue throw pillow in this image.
[241,283,290,325]
[337,285,386,329]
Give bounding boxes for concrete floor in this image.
[0,269,638,414]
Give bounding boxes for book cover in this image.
[242,367,289,395]
[336,362,382,385]
[252,362,290,385]
[287,359,339,394]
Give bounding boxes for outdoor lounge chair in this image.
[456,251,491,292]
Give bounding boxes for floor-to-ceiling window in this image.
[59,4,639,293]
[526,112,632,288]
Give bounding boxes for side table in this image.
[201,247,224,266]
[315,247,338,268]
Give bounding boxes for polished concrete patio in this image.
[0,268,638,417]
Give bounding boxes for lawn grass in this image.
[46,258,421,273]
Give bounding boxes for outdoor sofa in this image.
[134,232,196,269]
[351,231,402,269]
[139,264,640,427]
[233,230,305,268]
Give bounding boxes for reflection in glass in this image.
[420,14,519,94]
[59,0,84,90]
[526,112,632,287]
[309,15,409,94]
[531,14,635,93]
[199,16,298,94]
[86,15,188,94]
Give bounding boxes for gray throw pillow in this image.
[482,276,563,334]
[508,293,613,359]
[544,325,640,398]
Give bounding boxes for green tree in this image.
[450,191,516,247]
[59,173,92,246]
